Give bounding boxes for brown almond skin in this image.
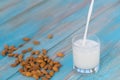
[1,50,7,56]
[31,51,36,55]
[29,62,34,67]
[41,69,48,75]
[53,61,60,65]
[10,63,17,67]
[36,70,41,73]
[20,61,26,66]
[13,54,19,58]
[47,59,51,63]
[28,47,33,52]
[44,58,48,62]
[47,65,52,70]
[23,37,30,42]
[19,58,23,62]
[42,49,47,55]
[29,56,34,60]
[13,48,17,51]
[40,62,46,68]
[46,74,51,79]
[57,52,64,57]
[23,67,28,72]
[49,61,54,66]
[22,50,27,54]
[47,34,53,39]
[52,66,58,72]
[44,65,48,70]
[18,54,23,59]
[26,57,30,62]
[8,50,13,54]
[35,50,40,55]
[54,64,61,68]
[42,77,49,80]
[36,59,44,63]
[49,71,54,77]
[33,65,40,70]
[25,72,32,77]
[33,40,40,45]
[19,68,24,73]
[31,71,36,75]
[36,70,43,77]
[18,54,24,62]
[33,74,39,80]
[8,53,14,57]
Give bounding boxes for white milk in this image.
[83,0,94,46]
[73,39,100,69]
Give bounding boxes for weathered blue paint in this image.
[0,0,120,80]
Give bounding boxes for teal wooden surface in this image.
[0,0,120,80]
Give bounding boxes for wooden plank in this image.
[0,0,86,59]
[0,0,20,12]
[8,1,120,80]
[0,0,84,57]
[0,0,84,44]
[0,0,87,65]
[0,0,44,25]
[0,0,120,80]
[0,0,89,79]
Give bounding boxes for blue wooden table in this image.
[0,0,120,80]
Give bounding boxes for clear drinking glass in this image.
[72,34,100,73]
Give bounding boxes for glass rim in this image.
[72,34,100,48]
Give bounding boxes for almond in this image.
[56,52,64,57]
[33,40,40,45]
[47,34,53,39]
[28,47,33,52]
[22,49,27,54]
[52,66,58,72]
[23,37,30,42]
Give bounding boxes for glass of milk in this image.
[72,34,100,73]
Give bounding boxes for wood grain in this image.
[0,0,120,80]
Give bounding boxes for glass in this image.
[72,34,100,74]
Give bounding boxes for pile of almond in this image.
[1,36,64,80]
[18,49,61,80]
